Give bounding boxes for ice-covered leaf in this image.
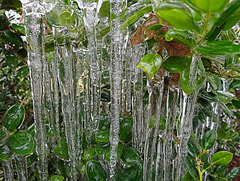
[104,143,123,162]
[49,175,64,181]
[86,160,107,181]
[8,131,34,155]
[121,146,141,166]
[0,144,12,160]
[83,148,95,161]
[203,130,217,150]
[3,103,25,132]
[54,137,69,159]
[137,54,162,79]
[192,0,228,13]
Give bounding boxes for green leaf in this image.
[0,129,7,146]
[212,151,233,165]
[203,130,217,150]
[86,160,107,181]
[198,98,213,117]
[147,24,163,31]
[78,160,86,174]
[11,23,25,34]
[58,11,71,26]
[163,56,186,73]
[116,161,143,181]
[98,114,111,132]
[104,143,123,162]
[119,117,133,141]
[95,131,110,142]
[193,0,228,13]
[54,137,69,159]
[207,74,221,90]
[8,131,34,155]
[95,143,109,156]
[196,41,240,55]
[164,29,194,47]
[226,167,240,179]
[164,56,205,94]
[227,64,240,73]
[205,0,240,40]
[17,66,29,77]
[0,29,23,47]
[0,144,12,160]
[137,54,162,79]
[121,146,141,166]
[0,0,22,10]
[5,53,19,68]
[185,155,199,181]
[3,103,25,132]
[99,1,110,17]
[230,78,240,89]
[49,175,64,181]
[156,2,196,31]
[182,171,196,181]
[84,148,95,161]
[120,5,153,30]
[188,136,200,157]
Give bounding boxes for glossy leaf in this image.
[198,98,213,117]
[84,148,95,161]
[0,29,23,47]
[54,137,69,159]
[98,1,110,17]
[119,117,133,141]
[156,2,196,31]
[116,161,143,181]
[8,131,34,155]
[226,167,240,179]
[120,5,153,30]
[212,151,233,165]
[78,160,86,174]
[98,114,111,132]
[185,155,199,181]
[164,56,205,94]
[182,171,196,181]
[3,103,25,132]
[193,0,228,13]
[147,24,163,31]
[205,0,240,40]
[165,29,194,47]
[121,146,141,166]
[11,23,25,34]
[137,54,162,79]
[86,160,107,181]
[203,130,217,150]
[188,136,200,157]
[0,129,7,146]
[95,143,109,156]
[104,143,123,162]
[196,41,240,55]
[49,175,64,181]
[0,144,12,160]
[95,131,110,142]
[227,64,240,73]
[5,53,19,68]
[230,78,240,89]
[0,0,22,10]
[58,10,71,26]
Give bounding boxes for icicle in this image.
[23,2,48,180]
[109,0,125,178]
[176,91,199,180]
[81,0,101,134]
[53,26,77,180]
[15,156,28,181]
[189,55,199,87]
[143,79,153,181]
[2,159,14,181]
[148,80,164,181]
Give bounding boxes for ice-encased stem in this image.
[2,159,14,181]
[176,91,199,180]
[15,156,28,181]
[53,26,77,180]
[109,0,125,178]
[24,2,48,180]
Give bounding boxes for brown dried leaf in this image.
[131,13,159,46]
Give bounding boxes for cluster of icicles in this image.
[2,0,228,181]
